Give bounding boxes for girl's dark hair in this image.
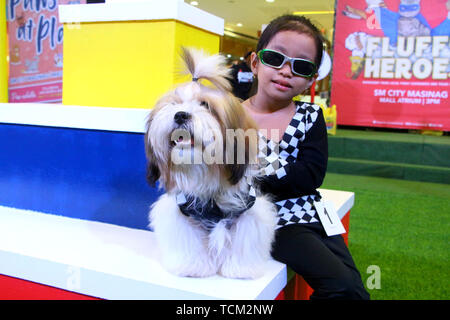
[256,15,324,68]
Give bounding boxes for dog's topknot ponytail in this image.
[181,47,232,93]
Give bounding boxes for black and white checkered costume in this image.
[256,101,328,229]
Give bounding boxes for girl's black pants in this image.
[271,222,370,300]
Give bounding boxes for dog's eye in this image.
[200,101,210,110]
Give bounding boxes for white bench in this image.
[0,189,353,300]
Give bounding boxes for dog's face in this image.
[145,81,258,195]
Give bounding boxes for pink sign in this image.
[330,0,450,131]
[7,0,85,103]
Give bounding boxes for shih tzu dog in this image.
[145,48,276,279]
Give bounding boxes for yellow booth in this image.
[58,0,224,109]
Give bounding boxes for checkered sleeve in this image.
[257,105,328,202]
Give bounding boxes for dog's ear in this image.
[222,94,258,185]
[144,116,161,187]
[146,152,161,187]
[226,163,247,185]
[147,163,160,187]
[145,141,161,187]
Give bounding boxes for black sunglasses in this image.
[257,49,317,78]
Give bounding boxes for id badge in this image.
[314,200,346,237]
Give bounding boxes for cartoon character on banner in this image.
[344,31,382,79]
[10,44,21,65]
[23,56,40,74]
[343,0,383,29]
[54,53,63,68]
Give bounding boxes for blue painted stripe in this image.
[0,123,163,230]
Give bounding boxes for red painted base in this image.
[0,274,100,300]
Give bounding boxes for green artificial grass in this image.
[328,157,450,184]
[321,172,450,300]
[334,129,450,145]
[328,130,450,169]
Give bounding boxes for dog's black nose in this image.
[174,111,191,125]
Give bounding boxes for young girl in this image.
[243,15,370,300]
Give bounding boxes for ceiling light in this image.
[266,0,275,3]
[293,11,335,15]
[237,23,243,27]
[190,1,199,6]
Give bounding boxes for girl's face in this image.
[251,30,317,103]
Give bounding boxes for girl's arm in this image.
[256,108,328,201]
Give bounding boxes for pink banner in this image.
[7,0,85,103]
[330,0,450,131]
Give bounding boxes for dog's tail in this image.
[181,47,232,92]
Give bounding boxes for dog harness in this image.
[176,180,256,231]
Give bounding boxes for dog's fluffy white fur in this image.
[145,48,277,279]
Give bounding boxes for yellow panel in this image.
[0,0,7,102]
[63,20,176,109]
[62,20,221,109]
